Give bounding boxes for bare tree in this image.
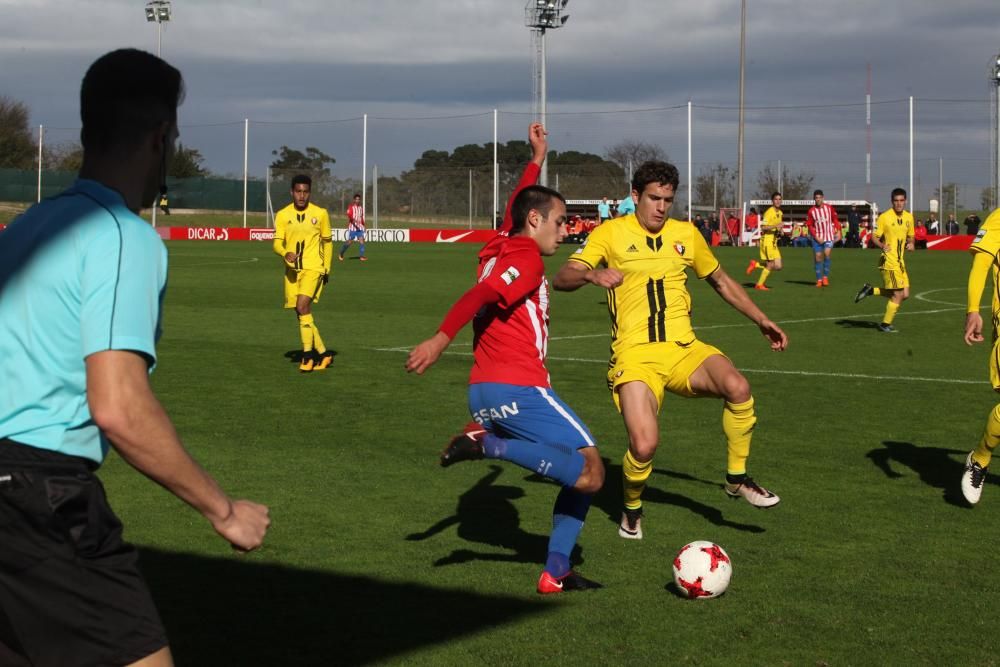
[604,140,670,176]
[754,163,814,200]
[694,163,736,209]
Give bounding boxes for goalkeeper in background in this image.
[273,175,334,372]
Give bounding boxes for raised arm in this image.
[552,260,623,292]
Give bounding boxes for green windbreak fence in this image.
[0,169,268,212]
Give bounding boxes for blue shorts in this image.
[468,383,596,451]
[812,239,834,253]
[347,230,365,241]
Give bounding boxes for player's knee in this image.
[296,304,311,316]
[628,433,658,460]
[723,373,751,403]
[575,457,605,494]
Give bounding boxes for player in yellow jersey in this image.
[273,174,334,372]
[553,161,788,540]
[961,207,1000,504]
[853,188,914,333]
[745,192,784,290]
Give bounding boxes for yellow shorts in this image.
[990,338,1000,392]
[759,239,780,262]
[880,267,909,290]
[284,268,326,309]
[606,339,726,412]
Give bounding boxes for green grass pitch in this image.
[104,240,999,665]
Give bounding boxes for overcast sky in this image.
[2,0,999,205]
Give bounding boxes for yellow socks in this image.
[973,403,1000,468]
[757,268,771,287]
[873,287,882,296]
[312,324,327,356]
[723,398,756,475]
[298,313,315,352]
[882,301,899,325]
[622,449,653,510]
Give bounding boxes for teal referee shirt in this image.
[0,179,168,464]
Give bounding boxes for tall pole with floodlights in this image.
[525,0,569,187]
[145,1,172,58]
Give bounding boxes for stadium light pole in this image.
[144,1,172,58]
[525,0,569,187]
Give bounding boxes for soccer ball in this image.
[672,541,732,599]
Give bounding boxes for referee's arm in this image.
[87,350,270,551]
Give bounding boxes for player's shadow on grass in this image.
[137,546,549,666]
[406,465,582,567]
[834,319,879,329]
[583,458,765,533]
[785,279,824,286]
[866,440,997,507]
[283,349,339,363]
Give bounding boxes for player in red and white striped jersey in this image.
[338,193,367,261]
[805,189,841,287]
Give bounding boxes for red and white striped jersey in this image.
[469,235,551,388]
[806,204,840,242]
[346,203,365,231]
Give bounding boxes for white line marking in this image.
[380,347,984,386]
[170,257,260,268]
[914,287,969,308]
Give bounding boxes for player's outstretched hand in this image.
[587,268,624,289]
[213,499,270,553]
[758,318,788,351]
[965,311,984,346]
[528,122,548,163]
[406,332,450,375]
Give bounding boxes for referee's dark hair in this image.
[510,185,566,234]
[291,174,312,189]
[632,161,680,195]
[80,49,184,155]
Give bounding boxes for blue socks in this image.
[482,434,584,487]
[545,487,592,577]
[359,243,366,258]
[823,256,831,277]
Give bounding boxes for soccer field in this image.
[107,240,999,665]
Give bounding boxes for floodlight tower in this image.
[525,0,569,187]
[992,52,1000,210]
[144,1,172,57]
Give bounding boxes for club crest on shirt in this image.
[673,243,686,256]
[500,267,521,285]
[311,217,318,225]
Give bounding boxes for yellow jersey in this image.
[569,214,720,358]
[761,206,782,240]
[969,208,1000,332]
[875,210,914,272]
[273,202,332,273]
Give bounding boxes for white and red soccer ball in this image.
[672,541,732,599]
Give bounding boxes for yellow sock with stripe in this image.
[622,449,653,510]
[873,287,882,296]
[298,313,315,352]
[973,403,1000,468]
[723,398,756,475]
[312,323,327,355]
[882,301,899,325]
[757,268,771,286]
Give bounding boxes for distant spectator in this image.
[965,213,982,236]
[726,212,740,245]
[860,223,872,248]
[914,220,928,249]
[616,193,635,217]
[597,196,612,223]
[745,207,759,231]
[946,213,959,235]
[927,211,939,235]
[158,193,171,215]
[847,205,861,247]
[791,222,811,247]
